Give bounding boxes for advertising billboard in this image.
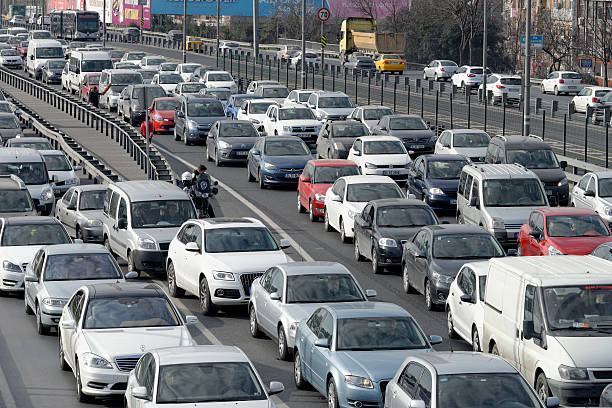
[47,0,151,28]
[151,0,286,17]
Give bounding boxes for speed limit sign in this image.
[317,7,330,22]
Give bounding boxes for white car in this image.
[347,136,412,183]
[60,62,71,92]
[571,86,612,113]
[347,105,393,133]
[571,171,612,224]
[120,51,146,64]
[166,217,291,315]
[125,346,284,408]
[262,104,320,137]
[58,282,197,402]
[253,84,290,104]
[324,175,405,242]
[39,150,81,196]
[434,129,491,162]
[423,59,458,81]
[152,73,183,96]
[37,15,51,25]
[446,261,489,351]
[541,71,584,95]
[284,89,316,105]
[276,44,301,61]
[202,70,238,94]
[307,91,354,121]
[138,55,167,71]
[246,80,280,94]
[173,81,207,96]
[290,51,320,67]
[175,63,202,82]
[236,98,279,125]
[218,41,242,54]
[451,65,489,89]
[478,74,522,105]
[0,48,23,69]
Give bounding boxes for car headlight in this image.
[137,237,157,250]
[347,209,356,219]
[41,187,54,201]
[187,120,198,129]
[314,193,326,202]
[318,112,328,120]
[604,205,612,216]
[264,163,278,170]
[217,140,231,149]
[43,297,68,307]
[154,114,163,121]
[491,217,505,230]
[429,187,444,195]
[432,271,454,285]
[282,126,292,132]
[364,162,377,169]
[378,238,397,247]
[82,352,113,369]
[2,260,22,273]
[84,219,103,227]
[558,178,568,187]
[558,365,588,380]
[288,321,300,333]
[212,271,235,281]
[548,245,564,256]
[345,375,374,389]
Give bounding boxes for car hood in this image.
[44,278,123,299]
[156,110,175,119]
[48,170,76,183]
[220,136,257,148]
[0,246,41,265]
[556,336,612,368]
[318,107,354,116]
[246,113,267,123]
[335,349,432,381]
[548,236,612,255]
[528,167,565,183]
[333,138,358,149]
[159,83,177,92]
[1,56,22,61]
[279,119,320,127]
[313,183,333,195]
[83,326,193,359]
[451,147,488,159]
[363,120,379,130]
[79,209,105,221]
[425,178,459,193]
[150,401,272,408]
[284,303,334,323]
[377,227,421,242]
[135,227,181,243]
[26,183,52,200]
[363,153,410,165]
[206,81,235,89]
[264,155,311,168]
[486,207,541,227]
[0,129,22,139]
[388,129,435,139]
[207,251,290,272]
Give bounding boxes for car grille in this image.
[239,272,264,295]
[326,115,346,121]
[402,137,430,142]
[111,382,127,390]
[543,181,557,188]
[592,370,612,379]
[470,156,485,162]
[279,168,303,173]
[55,180,66,186]
[158,242,170,251]
[114,355,142,372]
[505,224,523,230]
[197,125,212,131]
[442,190,457,199]
[291,126,316,132]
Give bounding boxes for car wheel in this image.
[75,361,92,403]
[199,276,216,315]
[183,131,190,146]
[206,145,213,161]
[297,193,306,213]
[472,327,481,352]
[309,201,319,222]
[24,294,33,315]
[324,210,333,232]
[554,86,559,96]
[247,165,255,182]
[434,73,439,81]
[174,127,180,141]
[127,251,139,277]
[372,247,382,274]
[447,308,458,338]
[339,219,350,243]
[490,343,499,355]
[536,374,551,403]
[327,378,339,408]
[354,239,364,261]
[294,351,307,389]
[403,264,413,293]
[425,280,435,311]
[278,325,291,361]
[541,84,546,94]
[167,262,185,297]
[58,332,70,371]
[215,149,222,167]
[258,170,266,189]
[36,303,50,335]
[249,306,262,338]
[104,237,116,258]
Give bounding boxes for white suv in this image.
[166,217,291,315]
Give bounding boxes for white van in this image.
[483,256,612,407]
[456,163,549,250]
[102,181,197,274]
[98,69,144,111]
[67,50,112,94]
[26,39,64,80]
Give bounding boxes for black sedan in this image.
[354,198,439,274]
[401,224,505,310]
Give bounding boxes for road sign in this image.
[321,35,327,48]
[317,7,330,22]
[580,58,593,68]
[520,35,543,48]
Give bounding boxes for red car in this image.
[149,97,179,134]
[16,41,28,58]
[81,73,101,102]
[518,207,612,256]
[297,159,359,221]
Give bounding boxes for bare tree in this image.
[441,0,472,64]
[535,8,580,73]
[346,0,379,20]
[586,2,610,84]
[379,0,409,32]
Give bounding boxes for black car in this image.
[122,27,140,43]
[484,135,569,205]
[118,84,166,126]
[402,224,505,310]
[373,114,436,156]
[315,120,369,159]
[206,120,259,165]
[354,198,439,274]
[41,59,66,84]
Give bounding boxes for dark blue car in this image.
[226,94,261,119]
[247,136,313,189]
[407,154,469,210]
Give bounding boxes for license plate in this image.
[236,151,248,156]
[296,134,309,138]
[568,86,576,89]
[450,199,457,204]
[285,173,299,178]
[168,127,174,131]
[383,170,400,175]
[410,144,425,149]
[546,190,552,195]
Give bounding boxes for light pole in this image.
[523,0,532,135]
[482,0,487,110]
[216,0,220,67]
[182,0,187,63]
[102,0,106,47]
[301,0,305,88]
[253,0,259,60]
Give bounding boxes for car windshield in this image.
[133,87,167,106]
[433,234,505,259]
[389,117,428,130]
[43,154,71,171]
[12,141,52,150]
[264,140,310,156]
[110,50,124,59]
[0,116,18,128]
[82,60,112,72]
[500,77,522,85]
[126,52,145,60]
[43,253,121,281]
[262,87,289,98]
[35,47,63,58]
[1,224,70,246]
[156,362,266,404]
[48,60,67,69]
[332,123,368,137]
[182,83,206,93]
[347,183,403,202]
[599,178,612,197]
[79,190,105,210]
[205,227,278,253]
[506,149,559,169]
[208,73,233,81]
[298,92,312,102]
[427,160,468,180]
[0,162,47,184]
[542,285,612,333]
[160,63,178,71]
[336,317,429,350]
[452,132,490,147]
[19,41,28,47]
[0,49,19,56]
[156,100,179,111]
[187,101,225,117]
[159,74,182,84]
[83,296,180,329]
[70,42,86,49]
[204,89,231,101]
[377,206,438,227]
[146,58,166,66]
[437,373,541,408]
[384,55,401,60]
[314,166,359,184]
[562,73,582,79]
[249,102,275,114]
[115,63,137,69]
[364,140,406,154]
[286,274,365,303]
[319,96,352,108]
[279,108,314,120]
[76,15,98,32]
[130,200,194,228]
[363,108,393,120]
[0,104,11,113]
[483,179,547,207]
[112,73,143,84]
[546,214,609,237]
[0,190,34,212]
[138,71,156,80]
[181,64,200,73]
[220,122,257,137]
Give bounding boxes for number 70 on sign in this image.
[318,7,330,22]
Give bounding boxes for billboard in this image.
[47,0,151,28]
[151,0,274,16]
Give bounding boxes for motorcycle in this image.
[191,186,218,218]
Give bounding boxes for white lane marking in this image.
[154,143,315,262]
[0,347,17,408]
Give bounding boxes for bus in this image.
[50,10,99,41]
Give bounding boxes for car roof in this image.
[0,112,17,118]
[154,345,249,366]
[466,163,537,179]
[1,216,60,225]
[263,135,304,142]
[385,114,422,119]
[182,96,220,103]
[218,120,254,125]
[0,148,45,161]
[38,149,66,157]
[426,224,494,236]
[43,243,109,255]
[413,352,516,375]
[258,84,287,89]
[295,89,316,93]
[492,135,549,149]
[461,261,490,276]
[72,184,107,192]
[314,91,348,97]
[448,128,488,135]
[250,98,279,104]
[536,207,600,216]
[371,198,431,208]
[325,302,410,319]
[0,175,25,190]
[357,135,402,142]
[206,70,231,75]
[29,39,61,46]
[279,104,309,110]
[277,261,352,276]
[591,171,612,179]
[87,282,166,299]
[112,181,188,202]
[585,86,612,90]
[341,175,396,184]
[9,137,49,143]
[423,154,470,162]
[104,69,141,74]
[192,217,266,230]
[360,105,392,110]
[309,159,357,167]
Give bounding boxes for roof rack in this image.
[512,163,529,172]
[526,134,543,141]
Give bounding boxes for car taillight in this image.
[580,80,584,84]
[496,84,505,89]
[285,51,289,55]
[440,67,445,71]
[593,97,598,103]
[316,58,320,61]
[559,79,565,83]
[467,73,476,77]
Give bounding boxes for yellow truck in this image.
[339,18,406,62]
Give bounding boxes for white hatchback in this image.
[347,135,412,183]
[479,74,522,104]
[541,71,584,96]
[434,129,490,162]
[571,86,612,113]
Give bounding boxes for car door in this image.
[405,230,427,292]
[299,163,314,207]
[119,86,129,117]
[65,190,79,233]
[107,191,122,253]
[388,362,423,408]
[462,175,478,224]
[453,267,476,340]
[577,88,591,111]
[25,249,43,310]
[328,179,346,230]
[263,105,275,134]
[171,224,189,288]
[261,267,284,335]
[354,203,373,256]
[249,138,264,178]
[347,139,363,168]
[410,158,426,198]
[133,353,156,408]
[583,175,598,211]
[207,122,218,154]
[175,100,186,136]
[186,224,203,295]
[300,308,324,383]
[572,174,590,207]
[65,290,85,369]
[316,124,331,157]
[309,309,333,392]
[115,196,129,259]
[519,285,546,375]
[57,190,73,230]
[412,230,431,294]
[523,212,544,256]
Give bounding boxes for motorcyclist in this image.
[190,165,215,218]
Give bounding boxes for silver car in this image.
[55,185,106,243]
[423,59,459,81]
[248,261,376,360]
[24,243,136,335]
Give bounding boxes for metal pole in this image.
[102,0,106,47]
[182,0,187,63]
[407,84,410,114]
[253,0,259,60]
[607,121,610,168]
[468,93,471,127]
[320,0,324,90]
[367,73,371,104]
[482,0,487,113]
[584,114,588,162]
[563,113,567,156]
[301,0,306,88]
[523,0,532,135]
[140,4,144,44]
[145,89,150,179]
[216,0,220,66]
[449,93,453,129]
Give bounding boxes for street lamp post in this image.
[301,0,305,88]
[482,0,487,112]
[182,0,187,63]
[102,0,106,47]
[216,0,220,66]
[253,0,259,60]
[524,0,532,135]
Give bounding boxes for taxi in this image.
[186,36,204,51]
[374,54,405,73]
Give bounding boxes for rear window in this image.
[441,61,457,66]
[500,78,521,85]
[561,73,582,79]
[595,90,611,97]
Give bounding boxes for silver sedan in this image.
[55,185,107,243]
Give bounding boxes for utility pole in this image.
[216,0,220,66]
[102,0,106,47]
[523,0,532,135]
[320,0,324,89]
[253,0,259,59]
[140,2,144,44]
[182,0,187,63]
[482,0,487,110]
[301,0,306,88]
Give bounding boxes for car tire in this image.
[354,239,364,261]
[174,127,180,141]
[24,294,33,315]
[247,165,255,182]
[536,373,551,403]
[309,201,319,222]
[324,210,333,232]
[278,325,291,361]
[372,247,382,274]
[258,170,266,189]
[554,86,559,96]
[36,303,50,335]
[167,262,185,298]
[199,276,216,315]
[541,84,546,94]
[184,131,190,146]
[447,307,458,338]
[294,351,307,389]
[472,327,481,352]
[327,378,339,408]
[215,149,222,167]
[425,280,435,311]
[127,251,139,277]
[249,306,262,338]
[58,332,70,371]
[297,193,306,213]
[339,218,350,243]
[75,361,92,403]
[403,264,413,293]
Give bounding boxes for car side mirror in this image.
[60,319,76,329]
[117,218,127,230]
[67,203,76,211]
[124,271,138,279]
[176,111,185,118]
[559,160,567,169]
[51,175,58,182]
[25,274,38,282]
[428,335,443,345]
[270,292,281,301]
[279,238,291,249]
[529,230,542,241]
[314,338,330,348]
[185,242,200,252]
[584,190,595,197]
[522,320,540,340]
[365,289,377,297]
[268,381,284,396]
[132,386,150,401]
[546,397,560,408]
[353,150,361,156]
[185,315,198,325]
[252,149,261,155]
[469,196,479,207]
[460,294,474,303]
